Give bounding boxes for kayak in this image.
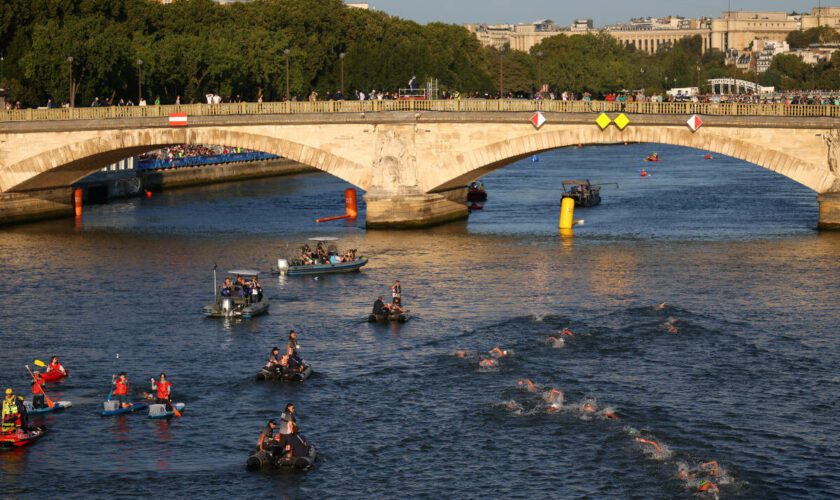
[368,312,411,323]
[41,370,68,383]
[98,401,149,417]
[0,427,46,448]
[256,364,313,382]
[148,403,185,419]
[24,401,72,415]
[246,445,317,471]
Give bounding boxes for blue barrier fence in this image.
[136,151,280,171]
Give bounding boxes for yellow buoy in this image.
[559,197,575,230]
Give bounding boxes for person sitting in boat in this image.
[372,296,387,316]
[31,371,46,409]
[386,297,406,315]
[46,356,66,376]
[2,388,21,434]
[221,278,234,297]
[150,373,173,411]
[257,419,277,452]
[265,347,283,374]
[112,372,132,408]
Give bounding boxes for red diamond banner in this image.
[687,114,702,132]
[531,111,546,129]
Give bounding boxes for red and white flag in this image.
[531,111,546,129]
[169,113,188,127]
[686,115,702,132]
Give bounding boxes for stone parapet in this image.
[817,192,840,230]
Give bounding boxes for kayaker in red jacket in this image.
[31,371,46,409]
[150,373,172,411]
[47,356,66,375]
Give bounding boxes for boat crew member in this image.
[47,356,66,375]
[112,372,131,408]
[266,347,282,373]
[236,275,249,300]
[279,402,297,436]
[372,296,386,316]
[286,331,303,370]
[31,371,46,409]
[221,278,233,297]
[391,280,401,300]
[257,419,277,452]
[2,388,21,433]
[17,395,30,431]
[150,373,173,411]
[251,277,263,303]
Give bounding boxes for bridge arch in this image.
[425,126,836,194]
[0,128,371,193]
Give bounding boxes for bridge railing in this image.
[2,99,840,121]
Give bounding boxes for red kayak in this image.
[0,428,46,447]
[41,370,68,383]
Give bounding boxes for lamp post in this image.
[536,50,543,96]
[67,56,74,108]
[640,67,645,90]
[0,53,4,88]
[498,45,506,98]
[137,59,143,103]
[339,52,346,98]
[284,49,291,101]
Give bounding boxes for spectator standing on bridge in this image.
[139,97,147,107]
[154,96,160,106]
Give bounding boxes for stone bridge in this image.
[1,100,839,229]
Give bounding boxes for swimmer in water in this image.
[543,388,564,412]
[516,379,538,392]
[501,400,523,412]
[657,302,667,310]
[580,398,598,413]
[636,437,662,453]
[696,480,719,495]
[560,328,574,337]
[547,335,565,347]
[676,465,695,482]
[479,358,498,368]
[599,407,620,420]
[489,346,509,358]
[700,461,720,478]
[454,350,469,358]
[665,318,678,334]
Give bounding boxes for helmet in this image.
[4,388,12,395]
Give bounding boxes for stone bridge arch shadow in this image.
[425,127,837,195]
[0,128,371,193]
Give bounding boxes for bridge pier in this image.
[0,187,75,225]
[365,188,468,229]
[817,193,840,230]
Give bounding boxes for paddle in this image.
[25,365,54,409]
[107,354,120,402]
[33,359,47,368]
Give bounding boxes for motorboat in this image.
[255,363,313,382]
[276,237,367,276]
[204,269,270,319]
[561,180,604,208]
[467,182,488,202]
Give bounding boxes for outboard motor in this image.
[277,259,289,275]
[222,297,232,316]
[148,404,167,418]
[103,400,119,412]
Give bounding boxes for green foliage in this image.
[787,26,840,49]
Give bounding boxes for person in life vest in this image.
[279,402,297,437]
[150,373,173,411]
[112,372,131,408]
[47,356,66,375]
[257,419,277,452]
[31,371,46,409]
[2,388,21,433]
[265,347,283,374]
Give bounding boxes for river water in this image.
[1,143,838,498]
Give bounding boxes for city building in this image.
[347,2,370,9]
[755,39,791,73]
[801,6,840,29]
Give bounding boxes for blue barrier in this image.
[136,151,280,171]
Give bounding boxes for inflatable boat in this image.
[40,370,68,383]
[204,269,270,319]
[246,445,317,472]
[24,401,72,415]
[97,401,149,417]
[255,364,313,382]
[368,312,411,323]
[0,427,46,447]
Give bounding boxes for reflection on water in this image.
[0,143,838,497]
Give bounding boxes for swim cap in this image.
[5,388,12,395]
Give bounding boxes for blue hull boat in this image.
[98,402,149,417]
[282,257,367,276]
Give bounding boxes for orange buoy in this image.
[345,188,358,219]
[704,154,713,160]
[145,190,153,198]
[73,188,83,217]
[640,169,648,177]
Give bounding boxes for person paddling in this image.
[47,356,66,376]
[31,371,46,409]
[112,372,131,408]
[150,373,173,411]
